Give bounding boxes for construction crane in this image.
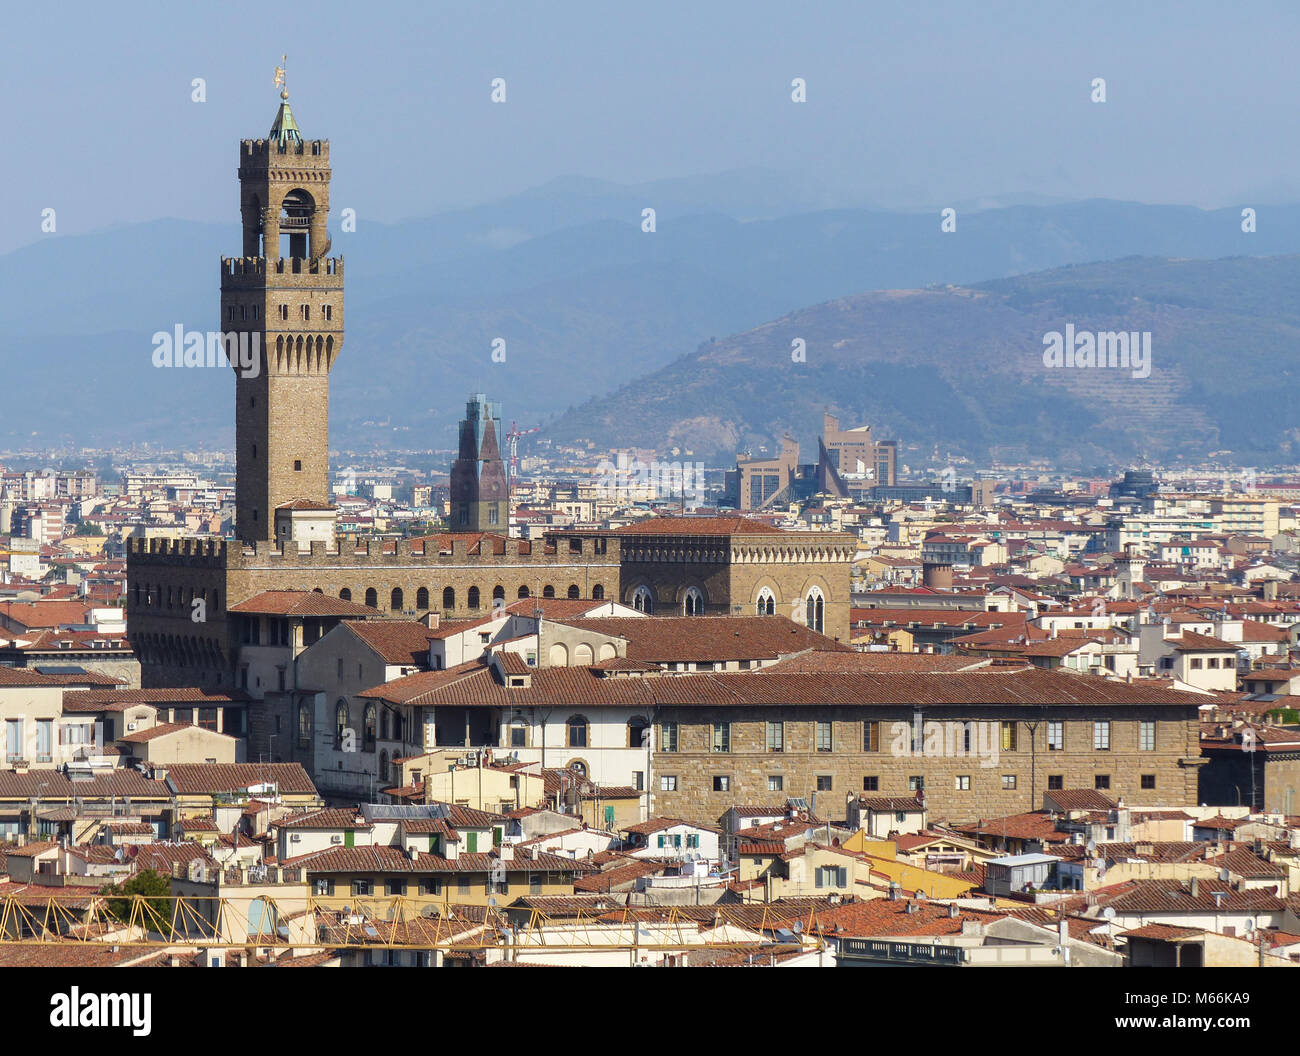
[505,422,539,474]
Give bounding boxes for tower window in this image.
[279,305,288,320]
[252,444,257,458]
[294,460,302,471]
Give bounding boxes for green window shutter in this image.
[467,831,478,853]
[343,829,354,848]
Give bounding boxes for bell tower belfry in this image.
[221,67,343,543]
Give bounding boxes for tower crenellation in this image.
[222,92,343,543]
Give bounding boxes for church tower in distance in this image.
[221,84,343,543]
[449,394,509,531]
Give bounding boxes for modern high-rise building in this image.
[449,395,508,531]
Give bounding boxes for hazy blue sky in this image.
[4,0,1300,253]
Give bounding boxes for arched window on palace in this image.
[632,586,654,613]
[335,700,349,750]
[806,587,825,633]
[339,588,351,602]
[628,716,649,748]
[683,587,704,616]
[416,587,429,610]
[363,703,377,750]
[542,585,555,599]
[298,702,311,748]
[391,587,404,612]
[756,587,776,616]
[567,584,580,600]
[467,586,480,610]
[364,587,378,608]
[567,714,589,749]
[443,587,455,611]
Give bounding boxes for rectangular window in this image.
[1048,774,1063,790]
[352,879,372,896]
[816,721,833,753]
[1047,721,1064,751]
[766,721,784,753]
[386,879,404,896]
[659,722,678,752]
[199,708,218,731]
[1095,774,1111,790]
[1140,774,1156,790]
[458,876,471,894]
[816,775,833,792]
[955,775,971,791]
[36,719,52,763]
[908,776,924,792]
[530,873,542,894]
[712,775,730,792]
[5,720,23,763]
[863,776,879,792]
[1001,774,1016,790]
[659,775,677,792]
[419,878,442,896]
[815,866,848,889]
[1000,721,1017,752]
[712,723,730,753]
[1190,657,1203,669]
[863,721,878,752]
[1139,721,1156,751]
[633,771,644,791]
[768,775,784,792]
[314,879,334,896]
[1093,722,1110,751]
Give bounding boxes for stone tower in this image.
[449,394,509,530]
[221,88,343,543]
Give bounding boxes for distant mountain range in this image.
[547,254,1300,468]
[3,168,1300,461]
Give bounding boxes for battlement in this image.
[240,137,329,160]
[127,532,620,571]
[221,256,344,288]
[127,536,229,567]
[226,534,619,569]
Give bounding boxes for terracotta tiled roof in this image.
[62,688,248,712]
[361,657,1201,711]
[274,808,371,830]
[0,770,170,800]
[1044,789,1117,811]
[1120,923,1205,941]
[228,590,378,618]
[341,620,435,665]
[558,615,853,663]
[164,763,317,796]
[613,516,786,536]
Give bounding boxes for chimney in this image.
[422,611,440,630]
[498,842,513,862]
[1189,876,1200,899]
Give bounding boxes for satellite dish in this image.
[1102,907,1116,920]
[1086,840,1097,854]
[1219,868,1230,882]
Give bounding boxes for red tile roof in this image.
[228,590,379,618]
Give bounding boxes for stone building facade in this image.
[650,698,1203,824]
[602,517,856,642]
[127,533,620,690]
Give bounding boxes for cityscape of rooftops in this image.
[0,0,1295,1021]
